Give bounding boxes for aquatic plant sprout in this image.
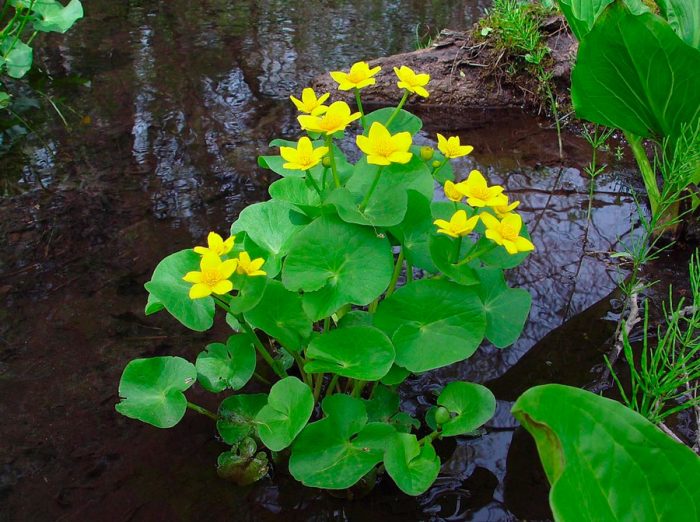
[117,62,535,495]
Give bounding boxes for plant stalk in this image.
[325,135,341,188]
[384,90,410,128]
[187,401,218,421]
[359,166,384,211]
[354,87,367,129]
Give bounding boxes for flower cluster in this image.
[183,232,266,299]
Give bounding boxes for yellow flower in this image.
[480,212,535,255]
[330,61,381,91]
[279,137,329,171]
[183,254,238,299]
[290,87,330,116]
[394,65,430,98]
[437,133,474,159]
[492,196,520,219]
[444,180,463,202]
[355,122,412,166]
[433,210,480,238]
[456,170,505,207]
[236,251,267,277]
[298,101,361,135]
[193,232,235,257]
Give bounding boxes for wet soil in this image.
[0,1,695,520]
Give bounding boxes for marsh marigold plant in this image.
[117,60,535,497]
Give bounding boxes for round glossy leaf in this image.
[217,393,268,445]
[347,155,434,202]
[437,381,496,437]
[364,385,400,423]
[231,199,309,259]
[364,107,422,135]
[255,377,314,451]
[476,268,531,348]
[116,356,196,428]
[389,191,436,272]
[144,249,215,332]
[304,326,395,381]
[268,177,322,216]
[374,279,487,372]
[243,280,312,352]
[337,310,373,328]
[513,384,700,522]
[384,433,441,496]
[289,394,396,489]
[0,40,33,79]
[380,364,411,386]
[32,0,84,33]
[195,335,256,393]
[226,273,268,315]
[328,187,407,228]
[429,234,479,286]
[282,215,393,319]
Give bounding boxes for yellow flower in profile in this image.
[394,65,430,98]
[236,251,267,277]
[183,254,238,299]
[194,232,235,257]
[290,88,330,116]
[330,61,381,90]
[443,180,463,202]
[298,101,361,135]
[279,137,329,171]
[437,133,474,159]
[480,212,535,255]
[433,210,480,238]
[492,196,520,219]
[456,170,505,207]
[356,122,412,166]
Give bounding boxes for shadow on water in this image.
[0,1,647,520]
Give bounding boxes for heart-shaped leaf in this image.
[195,335,256,393]
[429,234,479,286]
[144,249,215,332]
[32,0,83,33]
[289,394,396,489]
[383,433,441,496]
[255,376,313,451]
[437,381,496,437]
[389,191,436,272]
[513,384,700,521]
[0,40,33,79]
[217,394,268,445]
[116,356,196,428]
[268,177,322,217]
[374,279,487,372]
[476,268,531,347]
[243,280,312,352]
[328,186,408,227]
[304,326,395,381]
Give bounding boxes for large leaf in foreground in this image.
[304,326,395,381]
[144,249,215,331]
[383,433,440,496]
[255,377,313,451]
[572,3,700,138]
[116,356,196,428]
[512,384,700,522]
[654,0,700,49]
[289,394,395,489]
[374,279,486,372]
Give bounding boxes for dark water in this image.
[0,1,647,520]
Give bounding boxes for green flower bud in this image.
[431,160,442,169]
[420,146,434,161]
[322,156,332,168]
[434,406,450,425]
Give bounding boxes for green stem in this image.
[238,314,288,379]
[351,380,366,398]
[625,131,660,217]
[359,166,384,211]
[417,430,440,446]
[368,297,379,314]
[406,260,413,283]
[313,372,325,402]
[325,135,341,188]
[187,401,218,421]
[354,87,367,129]
[385,248,405,299]
[305,169,322,197]
[385,90,410,128]
[324,374,340,401]
[323,316,331,332]
[321,166,329,190]
[452,236,463,264]
[432,157,449,178]
[253,372,271,385]
[454,241,498,266]
[291,351,310,386]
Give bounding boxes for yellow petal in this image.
[207,232,223,251]
[388,151,412,164]
[485,229,503,244]
[183,271,203,283]
[189,283,212,299]
[503,240,518,255]
[502,213,523,233]
[356,134,371,155]
[515,236,535,252]
[433,219,451,229]
[211,280,233,295]
[480,212,500,230]
[193,246,208,255]
[290,95,304,111]
[200,253,221,271]
[391,131,412,151]
[220,259,238,279]
[249,258,265,272]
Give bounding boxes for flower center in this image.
[375,138,396,157]
[500,223,518,240]
[298,151,312,166]
[322,114,341,131]
[473,187,490,200]
[347,71,365,83]
[202,269,222,287]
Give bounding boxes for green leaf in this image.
[289,394,396,489]
[216,394,268,445]
[389,191,437,272]
[226,273,267,314]
[0,91,11,109]
[0,40,33,79]
[231,199,309,259]
[144,293,164,315]
[268,177,322,217]
[255,376,314,451]
[115,357,196,428]
[364,107,422,135]
[655,0,700,49]
[243,280,312,352]
[571,3,700,138]
[429,234,479,286]
[380,364,411,385]
[512,384,700,521]
[383,433,441,495]
[144,249,215,332]
[337,310,373,328]
[282,215,393,320]
[304,326,395,381]
[374,279,487,372]
[347,155,434,202]
[437,381,496,437]
[476,268,531,348]
[364,384,400,423]
[556,0,648,40]
[328,186,408,227]
[195,335,256,393]
[32,0,84,33]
